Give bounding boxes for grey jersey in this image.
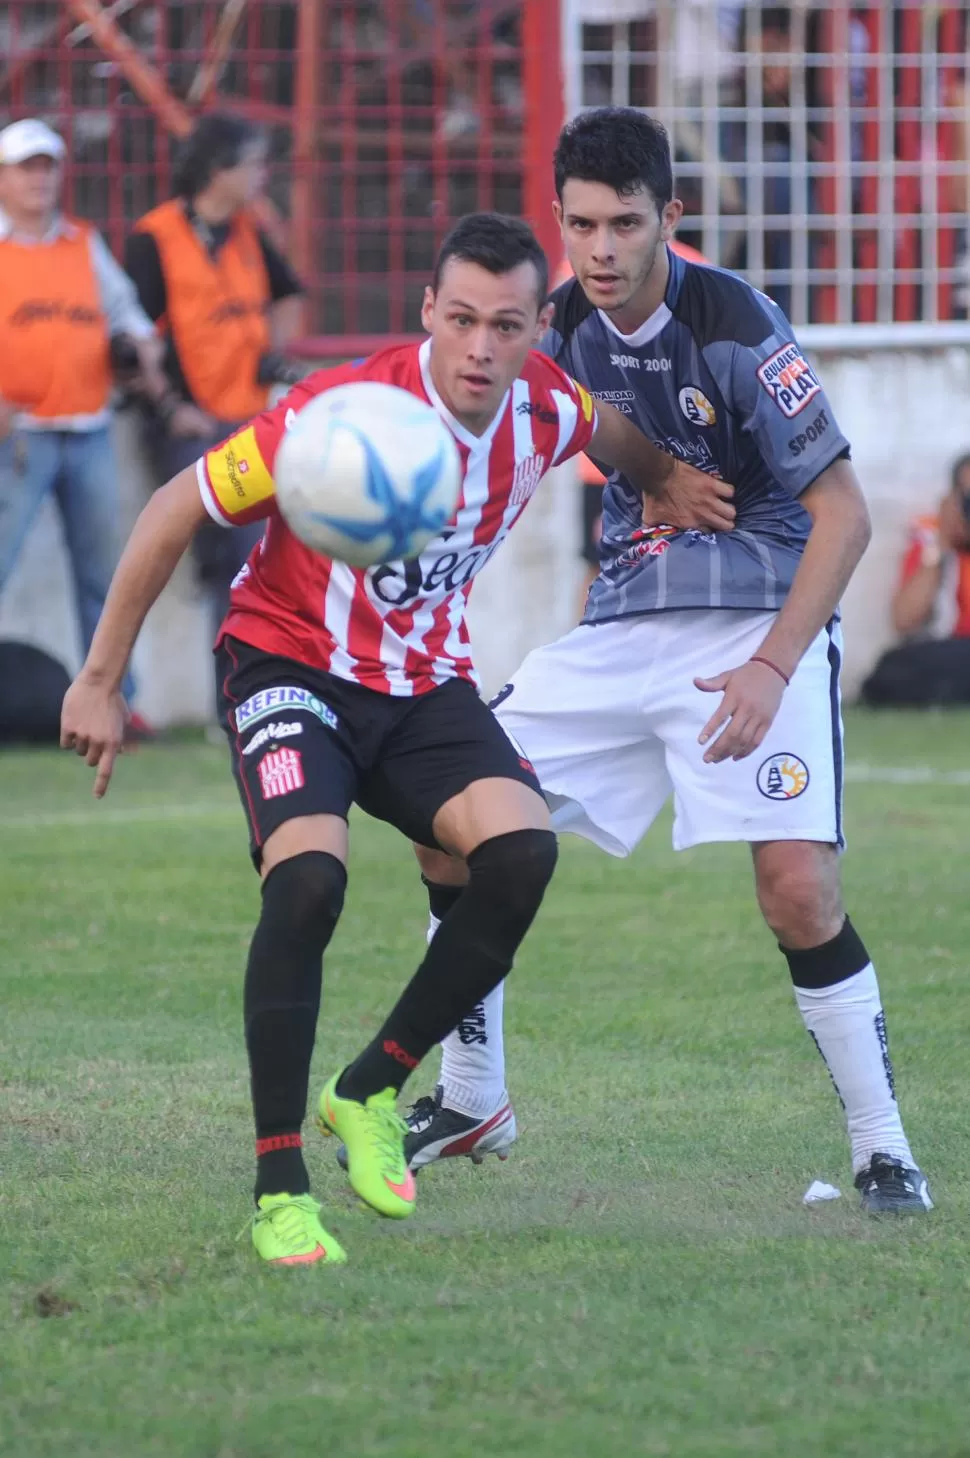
[541,250,851,622]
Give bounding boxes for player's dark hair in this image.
[554,107,673,214]
[172,112,264,199]
[432,212,549,305]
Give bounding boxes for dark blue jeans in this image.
[0,425,135,701]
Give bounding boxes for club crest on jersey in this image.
[679,386,717,427]
[757,753,810,800]
[509,453,546,507]
[756,344,822,418]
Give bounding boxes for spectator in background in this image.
[861,454,970,706]
[124,113,305,638]
[0,118,167,730]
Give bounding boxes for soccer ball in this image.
[274,381,462,566]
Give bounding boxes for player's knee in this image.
[260,849,347,942]
[755,845,842,947]
[414,842,469,888]
[467,828,558,945]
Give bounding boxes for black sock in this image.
[422,875,465,923]
[339,830,557,1101]
[246,851,346,1200]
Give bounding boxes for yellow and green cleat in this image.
[251,1192,348,1266]
[317,1074,417,1219]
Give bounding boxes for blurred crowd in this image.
[2,0,970,738]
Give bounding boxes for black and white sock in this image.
[785,918,915,1174]
[424,879,508,1118]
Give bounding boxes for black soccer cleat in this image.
[334,1084,516,1172]
[854,1152,934,1213]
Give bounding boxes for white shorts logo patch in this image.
[242,720,304,756]
[235,685,338,734]
[757,753,810,800]
[756,343,822,418]
[678,386,716,427]
[258,747,305,799]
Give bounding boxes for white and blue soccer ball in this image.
[274,381,462,566]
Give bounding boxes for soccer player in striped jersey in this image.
[60,211,735,1265]
[408,112,932,1214]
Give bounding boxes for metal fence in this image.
[563,0,970,324]
[2,1,968,330]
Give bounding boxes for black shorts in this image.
[216,636,541,867]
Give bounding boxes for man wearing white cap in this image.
[0,118,168,719]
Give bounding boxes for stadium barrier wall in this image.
[2,327,968,727]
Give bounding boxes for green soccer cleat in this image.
[317,1074,417,1219]
[251,1192,348,1266]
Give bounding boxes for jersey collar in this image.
[419,337,510,453]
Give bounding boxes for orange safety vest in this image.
[135,199,272,420]
[0,220,111,419]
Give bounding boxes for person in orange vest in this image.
[124,113,305,637]
[0,118,167,726]
[554,239,710,609]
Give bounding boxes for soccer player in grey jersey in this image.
[399,109,931,1212]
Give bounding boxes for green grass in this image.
[2,709,970,1458]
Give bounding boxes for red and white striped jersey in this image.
[197,338,597,695]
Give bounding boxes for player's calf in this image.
[337,827,558,1103]
[753,841,930,1207]
[246,849,347,1202]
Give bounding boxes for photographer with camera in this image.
[124,113,305,639]
[862,453,970,706]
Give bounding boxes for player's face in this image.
[555,179,682,319]
[422,259,552,434]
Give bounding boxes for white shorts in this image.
[494,609,844,857]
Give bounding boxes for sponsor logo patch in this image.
[242,720,304,756]
[756,343,822,418]
[257,746,305,799]
[611,524,678,570]
[205,424,275,518]
[756,752,810,800]
[591,388,636,415]
[235,686,338,734]
[679,386,717,427]
[609,353,672,372]
[788,408,830,456]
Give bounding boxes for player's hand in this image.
[60,675,129,798]
[644,461,735,533]
[694,660,786,764]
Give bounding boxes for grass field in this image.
[2,708,970,1458]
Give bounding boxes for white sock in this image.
[440,980,508,1117]
[794,964,915,1174]
[426,912,509,1118]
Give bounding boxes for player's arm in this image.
[588,400,736,533]
[60,466,211,796]
[697,455,870,764]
